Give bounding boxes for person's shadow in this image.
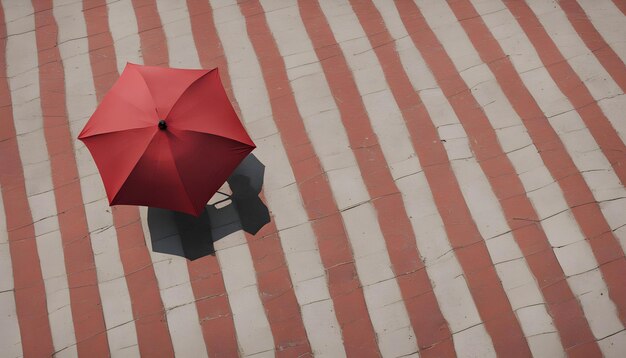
[147,154,270,260]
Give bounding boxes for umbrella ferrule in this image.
[158,119,167,130]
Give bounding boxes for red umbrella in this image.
[79,63,255,216]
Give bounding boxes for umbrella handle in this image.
[216,190,231,197]
[210,191,232,206]
[212,198,231,206]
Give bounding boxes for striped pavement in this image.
[0,0,625,356]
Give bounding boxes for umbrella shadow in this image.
[147,154,270,260]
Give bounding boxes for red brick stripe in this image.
[83,1,175,356]
[298,1,456,356]
[186,0,239,114]
[131,0,169,67]
[447,0,616,353]
[186,257,239,357]
[245,219,312,356]
[188,1,313,354]
[373,0,536,355]
[237,1,381,356]
[501,0,626,326]
[559,0,626,92]
[33,0,110,355]
[0,5,55,357]
[183,0,241,355]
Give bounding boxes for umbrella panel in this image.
[81,126,157,204]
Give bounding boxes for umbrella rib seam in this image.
[176,128,256,149]
[162,69,215,120]
[109,129,159,205]
[165,135,198,214]
[109,92,157,126]
[131,63,163,118]
[79,124,155,140]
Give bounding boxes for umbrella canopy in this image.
[79,63,255,216]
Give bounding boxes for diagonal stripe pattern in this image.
[0,0,625,356]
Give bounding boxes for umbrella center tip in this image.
[158,119,167,130]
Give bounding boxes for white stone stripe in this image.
[577,0,626,64]
[2,1,77,356]
[260,1,418,357]
[209,2,344,357]
[215,232,275,357]
[144,1,209,356]
[53,0,140,355]
[316,0,498,356]
[107,0,142,75]
[156,0,200,68]
[278,224,345,358]
[443,0,626,354]
[525,0,626,146]
[0,188,23,358]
